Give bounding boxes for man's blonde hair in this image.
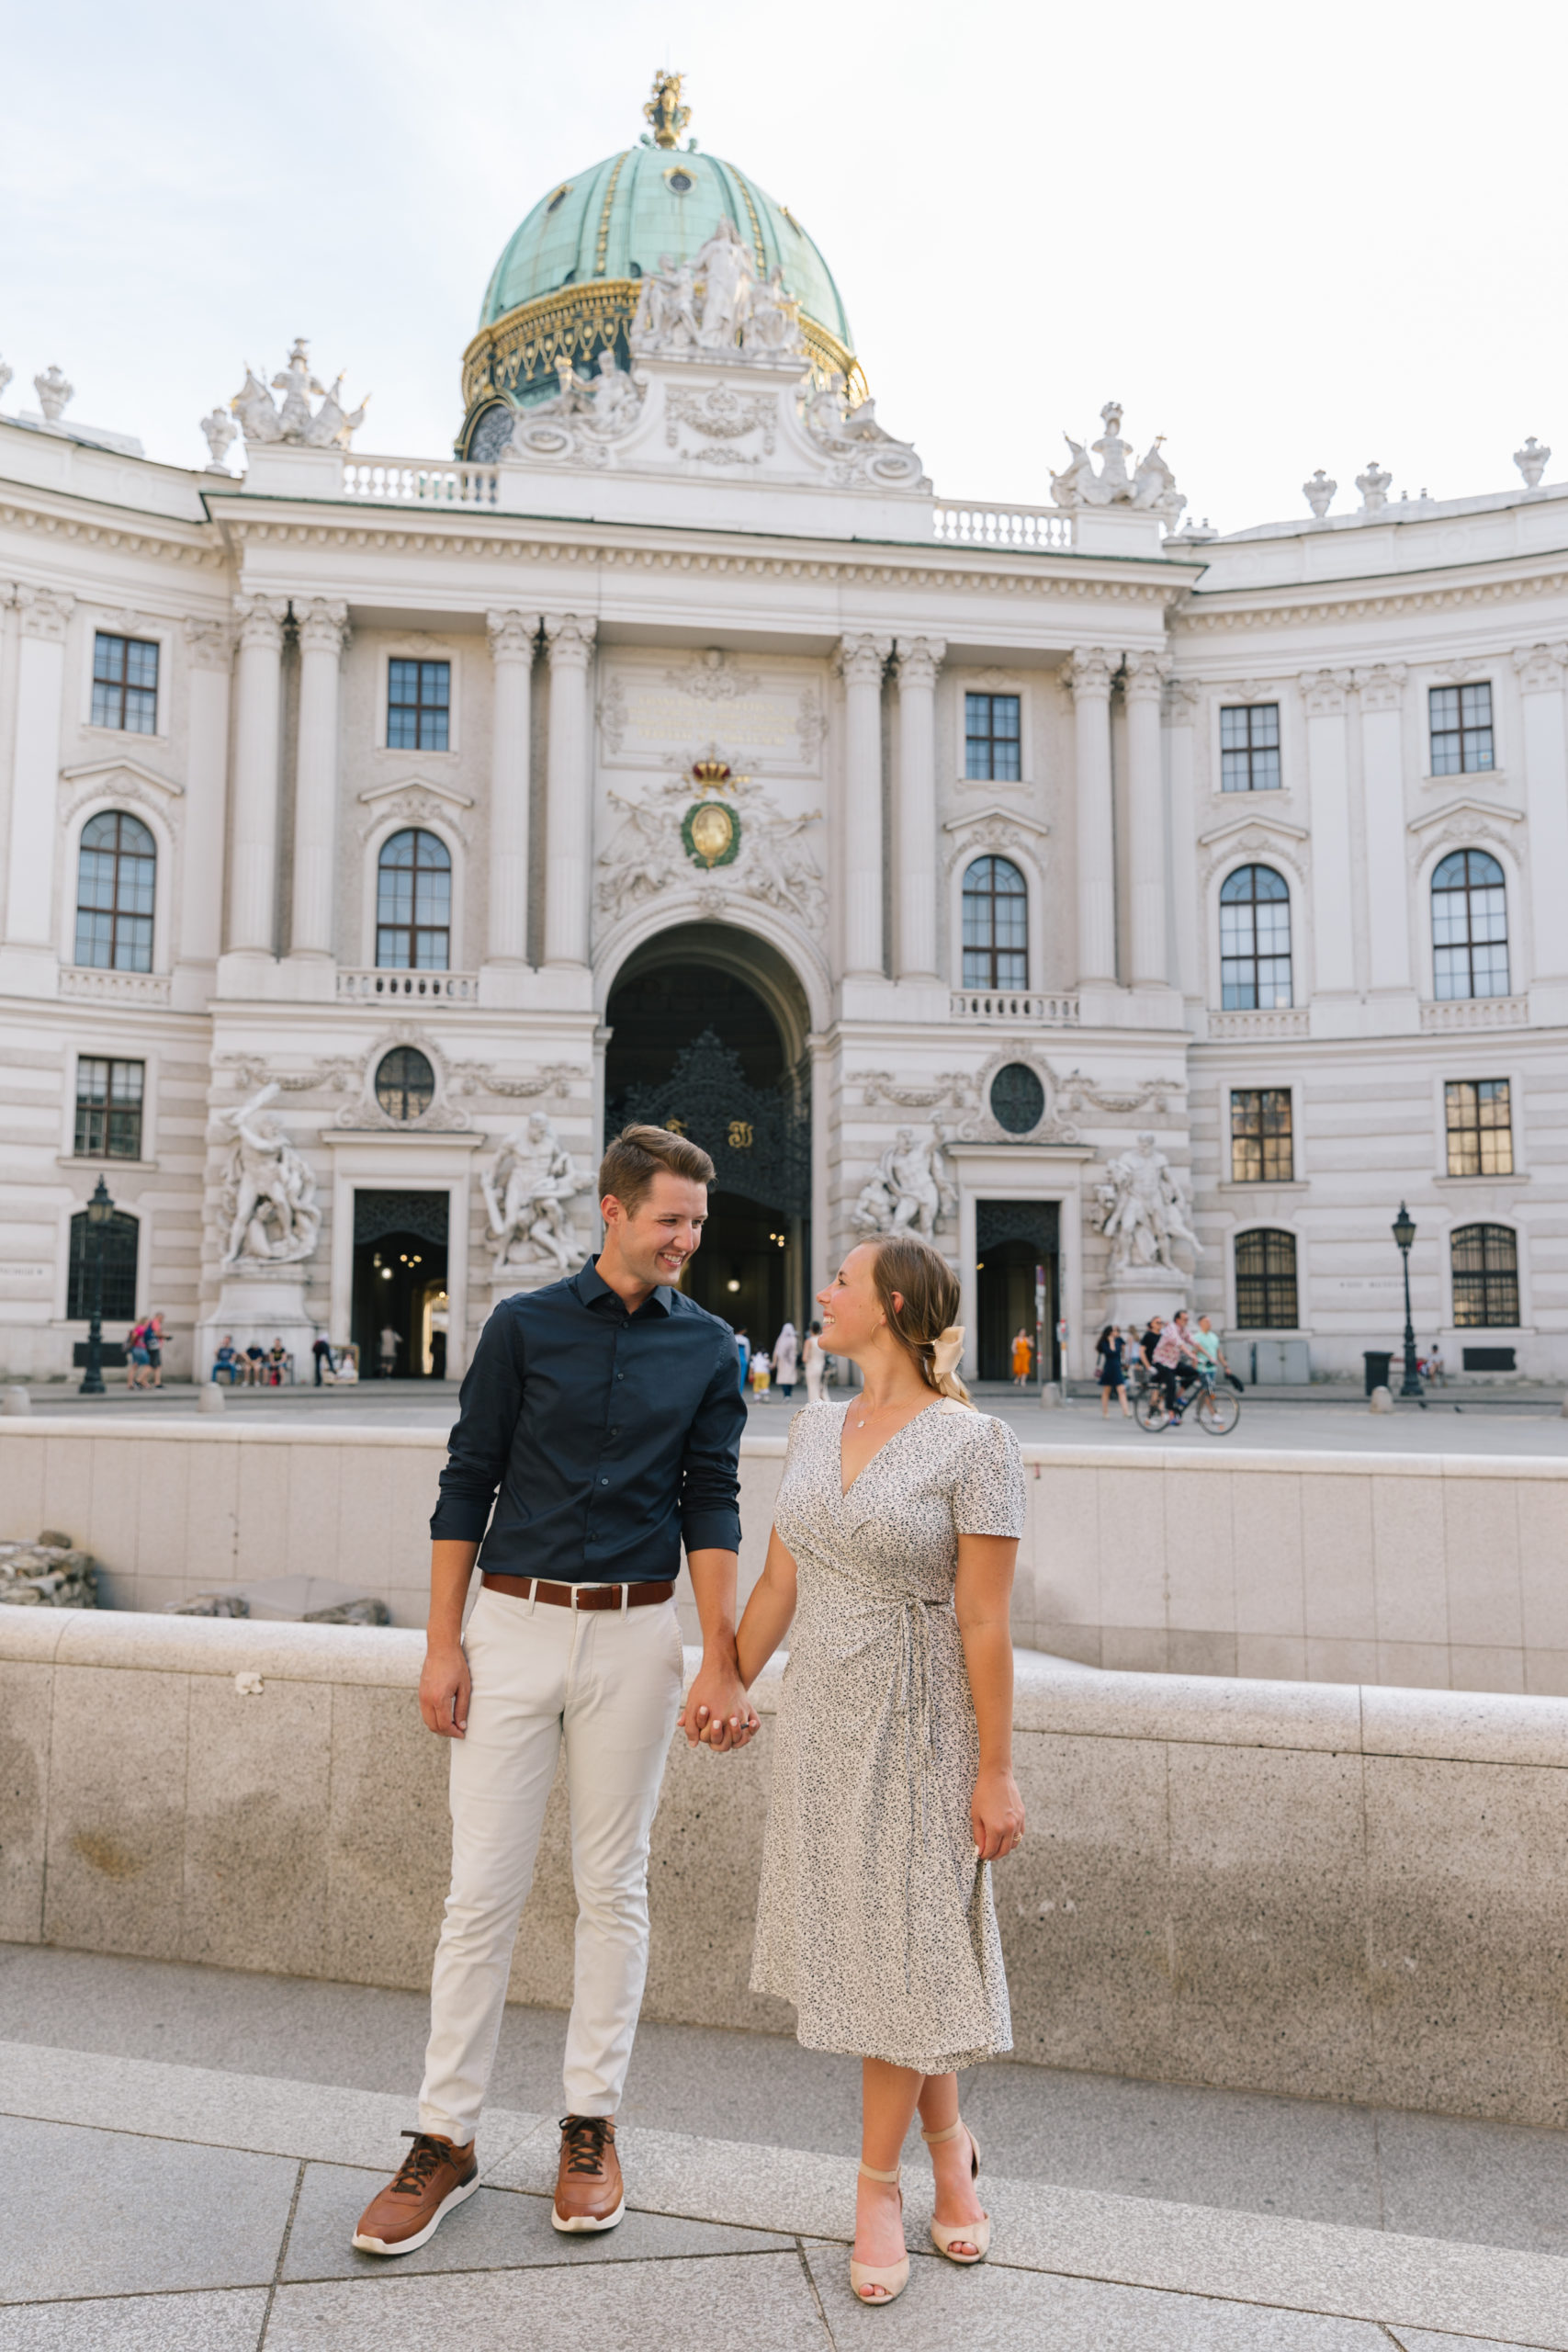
[598,1123,716,1216]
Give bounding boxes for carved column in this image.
[1068,647,1116,986]
[5,587,73,951]
[894,636,945,980]
[1164,678,1201,1001]
[227,594,289,955]
[289,598,349,958]
[181,619,235,967]
[487,610,539,966]
[1514,642,1568,988]
[543,613,596,967]
[838,633,891,978]
[1355,665,1412,997]
[1301,668,1355,999]
[1123,650,1169,987]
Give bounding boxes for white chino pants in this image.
[418,1583,684,2143]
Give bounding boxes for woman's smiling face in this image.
[817,1243,892,1360]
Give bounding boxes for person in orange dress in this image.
[1010,1329,1032,1385]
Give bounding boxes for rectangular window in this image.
[1429,682,1494,775]
[1445,1078,1513,1177]
[1220,703,1281,792]
[91,632,159,734]
[74,1057,145,1159]
[964,692,1021,783]
[388,659,451,752]
[1230,1089,1293,1182]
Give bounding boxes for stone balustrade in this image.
[932,500,1076,550]
[1418,995,1530,1032]
[334,967,479,1003]
[341,457,501,508]
[6,1602,1567,2127]
[950,988,1080,1023]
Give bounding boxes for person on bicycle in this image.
[1151,1312,1199,1414]
[1192,1316,1232,1392]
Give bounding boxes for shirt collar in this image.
[573,1255,672,1317]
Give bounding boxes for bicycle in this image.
[1134,1363,1240,1436]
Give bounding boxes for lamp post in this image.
[79,1174,115,1397]
[1392,1200,1423,1400]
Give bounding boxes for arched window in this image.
[962,855,1028,989]
[1220,865,1292,1009]
[1432,849,1509,1000]
[66,1208,140,1320]
[1234,1228,1298,1329]
[1450,1223,1518,1328]
[74,811,155,971]
[377,829,450,970]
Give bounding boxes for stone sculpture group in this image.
[851,1125,956,1241]
[218,1084,321,1271]
[482,1114,587,1275]
[1096,1132,1202,1276]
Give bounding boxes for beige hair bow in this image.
[930,1326,965,1396]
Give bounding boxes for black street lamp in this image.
[1391,1200,1424,1401]
[79,1174,115,1397]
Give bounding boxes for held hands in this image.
[419,1640,471,1739]
[677,1659,761,1755]
[971,1765,1025,1861]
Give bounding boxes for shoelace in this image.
[390,2131,450,2196]
[559,2113,613,2177]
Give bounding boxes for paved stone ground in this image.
[3,1946,1565,2348]
[12,1375,1568,1454]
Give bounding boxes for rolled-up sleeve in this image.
[430,1304,525,1543]
[678,1331,746,1555]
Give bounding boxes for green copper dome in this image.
[457,74,859,457]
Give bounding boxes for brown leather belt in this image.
[481,1572,675,1611]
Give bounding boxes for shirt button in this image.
[609,1427,620,1438]
[615,1373,624,1382]
[600,1476,611,1487]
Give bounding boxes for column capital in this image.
[488,609,542,662]
[895,635,946,690]
[1353,661,1407,710]
[233,593,289,652]
[1513,640,1568,692]
[543,612,597,666]
[16,584,74,641]
[183,616,236,673]
[1298,665,1353,716]
[295,597,350,658]
[1066,645,1114,697]
[837,632,892,685]
[1122,650,1171,702]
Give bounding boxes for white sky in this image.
[3,0,1564,533]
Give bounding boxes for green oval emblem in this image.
[682,800,741,869]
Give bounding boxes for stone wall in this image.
[5,1418,1567,1694]
[6,1606,1568,2127]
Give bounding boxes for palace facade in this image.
[3,77,1565,1386]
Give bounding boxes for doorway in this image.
[604,930,812,1344]
[976,1200,1059,1383]
[352,1190,450,1377]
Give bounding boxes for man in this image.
[378,1324,400,1378]
[1192,1315,1232,1390]
[353,1125,753,2258]
[311,1331,334,1386]
[1151,1309,1199,1413]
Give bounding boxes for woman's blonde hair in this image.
[864,1232,972,1406]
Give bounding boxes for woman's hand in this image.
[971,1765,1025,1861]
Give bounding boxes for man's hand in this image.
[678,1657,759,1754]
[420,1639,471,1739]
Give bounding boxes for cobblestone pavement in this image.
[2,1946,1565,2349]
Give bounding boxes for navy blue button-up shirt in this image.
[430,1258,745,1584]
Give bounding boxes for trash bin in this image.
[1363,1351,1393,1397]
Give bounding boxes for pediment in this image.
[1407,795,1523,834]
[358,775,475,812]
[942,806,1051,841]
[1197,810,1308,850]
[59,756,183,799]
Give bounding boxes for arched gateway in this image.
[604,924,812,1340]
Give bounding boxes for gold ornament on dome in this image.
[644,69,691,149]
[682,800,740,868]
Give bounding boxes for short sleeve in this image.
[953,1413,1026,1538]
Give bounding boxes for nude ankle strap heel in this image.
[922,2119,991,2264]
[850,2162,910,2306]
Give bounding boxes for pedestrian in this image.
[1010,1327,1032,1386]
[773,1320,798,1397]
[1096,1323,1131,1419]
[750,1348,772,1401]
[311,1332,334,1386]
[126,1317,152,1391]
[145,1311,165,1390]
[1429,1341,1445,1386]
[350,1125,750,2257]
[379,1324,400,1379]
[802,1318,826,1404]
[737,1232,1025,2305]
[735,1329,750,1394]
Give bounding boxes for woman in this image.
[1010,1326,1032,1386]
[729,1232,1025,2307]
[773,1320,798,1398]
[802,1318,826,1405]
[126,1317,152,1392]
[1096,1322,1131,1419]
[144,1310,165,1391]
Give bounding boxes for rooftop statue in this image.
[230,339,369,448]
[644,66,691,149]
[801,371,928,490]
[630,219,804,364]
[1049,401,1187,524]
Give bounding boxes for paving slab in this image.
[263,2248,830,2351]
[803,2241,1389,2351]
[0,2290,268,2351]
[281,2160,795,2281]
[1376,2105,1568,2258]
[0,2115,295,2303]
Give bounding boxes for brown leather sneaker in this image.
[352,2130,479,2255]
[551,2112,626,2233]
